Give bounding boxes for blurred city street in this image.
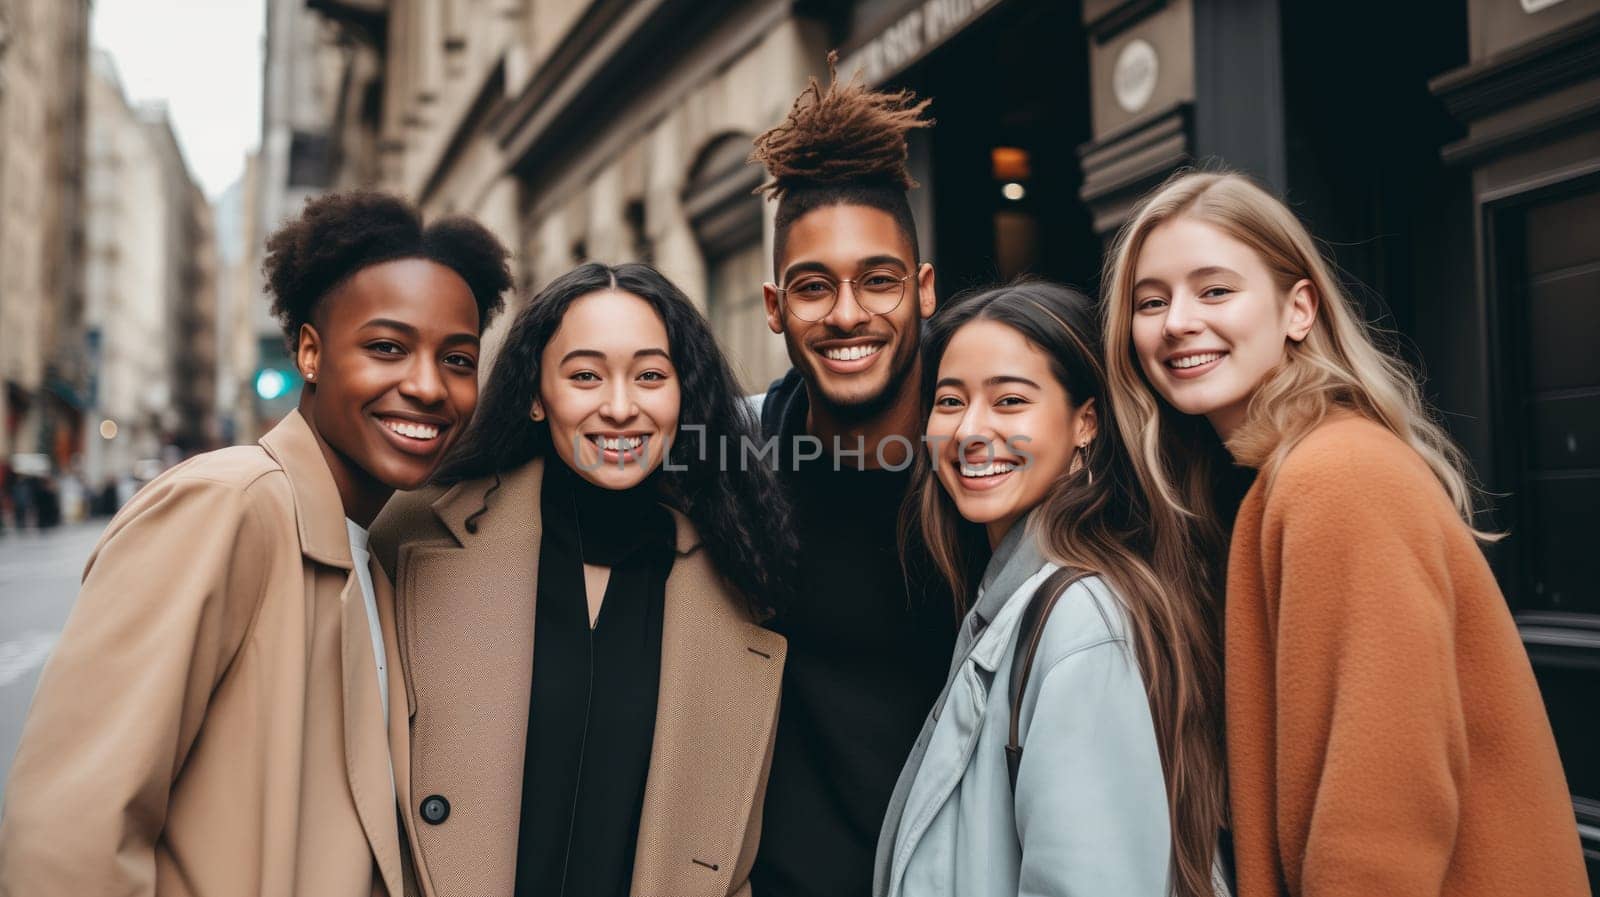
[0,522,103,800]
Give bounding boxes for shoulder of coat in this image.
[1269,413,1445,516]
[1029,573,1135,670]
[379,481,450,526]
[369,481,453,560]
[97,446,296,553]
[135,444,289,510]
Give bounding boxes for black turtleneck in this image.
[752,369,961,897]
[513,459,676,897]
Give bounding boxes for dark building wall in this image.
[864,0,1099,299]
[1431,4,1600,880]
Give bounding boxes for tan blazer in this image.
[0,411,410,897]
[369,457,786,897]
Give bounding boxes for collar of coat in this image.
[970,509,1046,633]
[258,408,357,570]
[427,456,703,557]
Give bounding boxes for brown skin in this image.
[295,257,483,527]
[763,204,936,469]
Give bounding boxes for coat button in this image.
[420,795,450,825]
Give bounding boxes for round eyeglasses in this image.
[774,269,916,323]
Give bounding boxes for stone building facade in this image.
[306,0,822,391]
[82,52,174,484]
[79,54,218,485]
[0,0,91,467]
[247,1,355,435]
[213,154,267,446]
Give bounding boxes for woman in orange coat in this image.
[1101,169,1589,897]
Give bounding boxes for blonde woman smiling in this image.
[1103,170,1587,897]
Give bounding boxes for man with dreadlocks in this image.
[748,56,960,897]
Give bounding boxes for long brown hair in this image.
[1102,169,1494,540]
[904,281,1225,897]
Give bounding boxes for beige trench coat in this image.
[0,410,410,897]
[370,457,786,897]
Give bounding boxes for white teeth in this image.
[595,436,644,451]
[823,344,883,362]
[1170,352,1223,369]
[959,460,1015,478]
[384,419,439,440]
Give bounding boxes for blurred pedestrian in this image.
[11,473,36,530]
[0,459,14,533]
[35,477,60,529]
[94,477,119,517]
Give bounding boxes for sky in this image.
[90,0,266,199]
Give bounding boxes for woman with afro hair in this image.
[0,190,511,897]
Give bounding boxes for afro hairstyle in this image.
[749,51,934,273]
[263,190,512,350]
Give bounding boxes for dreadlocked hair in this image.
[751,51,932,196]
[751,51,933,273]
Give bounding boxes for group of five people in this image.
[0,58,1589,897]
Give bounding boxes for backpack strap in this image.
[1006,566,1091,791]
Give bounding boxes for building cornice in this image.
[1430,11,1600,123]
[417,56,507,206]
[492,0,754,177]
[305,0,388,47]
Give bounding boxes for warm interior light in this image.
[99,419,118,440]
[1002,182,1026,201]
[991,147,1031,182]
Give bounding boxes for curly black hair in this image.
[263,190,513,349]
[434,262,799,619]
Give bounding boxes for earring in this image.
[530,408,544,422]
[303,370,315,383]
[1071,442,1093,486]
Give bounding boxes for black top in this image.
[750,370,960,897]
[513,460,676,897]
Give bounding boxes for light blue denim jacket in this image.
[872,520,1172,897]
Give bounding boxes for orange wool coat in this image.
[1224,414,1589,897]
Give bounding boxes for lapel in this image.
[393,460,543,897]
[885,560,1053,896]
[875,518,1049,890]
[376,567,411,809]
[391,458,784,897]
[341,567,405,897]
[375,563,415,894]
[630,510,787,897]
[258,410,353,568]
[258,411,404,896]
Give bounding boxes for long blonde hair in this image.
[904,281,1225,897]
[1102,169,1490,539]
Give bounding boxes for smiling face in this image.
[534,289,681,490]
[764,204,936,420]
[927,319,1095,548]
[1129,216,1317,439]
[296,257,482,521]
